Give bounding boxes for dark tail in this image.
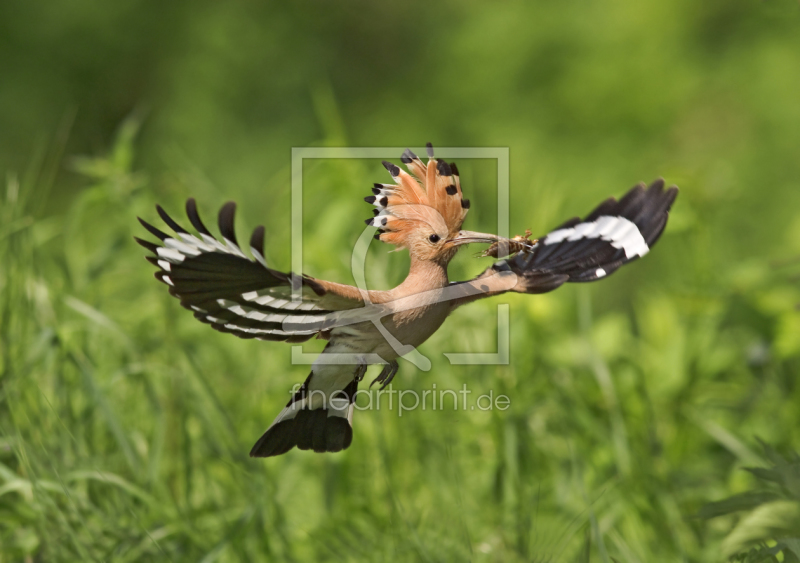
[249,368,362,458]
[249,408,353,457]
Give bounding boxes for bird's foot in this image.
[370,360,399,391]
[354,362,367,383]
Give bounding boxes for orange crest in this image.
[364,144,470,249]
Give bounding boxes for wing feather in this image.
[136,199,367,342]
[450,180,678,308]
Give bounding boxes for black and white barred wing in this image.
[515,178,678,283]
[135,199,367,342]
[452,179,678,301]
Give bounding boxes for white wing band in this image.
[543,215,649,259]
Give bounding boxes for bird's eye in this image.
[429,234,441,243]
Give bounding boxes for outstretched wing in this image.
[135,199,367,342]
[450,179,679,307]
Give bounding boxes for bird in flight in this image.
[136,144,678,458]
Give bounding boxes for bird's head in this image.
[365,144,499,265]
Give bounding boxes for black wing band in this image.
[501,179,678,291]
[136,200,334,342]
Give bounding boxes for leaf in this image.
[781,538,800,560]
[721,501,800,558]
[756,437,788,468]
[743,467,784,486]
[697,491,781,519]
[690,413,763,465]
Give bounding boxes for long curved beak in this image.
[447,230,502,247]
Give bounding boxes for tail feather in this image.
[250,410,353,457]
[250,363,362,458]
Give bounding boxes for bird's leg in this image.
[354,362,367,383]
[370,360,399,391]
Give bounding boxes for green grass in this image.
[2,1,800,560]
[1,114,799,562]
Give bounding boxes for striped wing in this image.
[135,199,366,342]
[451,179,678,303]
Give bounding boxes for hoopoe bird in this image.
[136,144,678,458]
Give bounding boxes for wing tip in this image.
[218,201,238,244]
[186,197,213,236]
[156,204,189,234]
[133,235,160,254]
[137,217,169,241]
[250,225,266,258]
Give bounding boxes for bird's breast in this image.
[329,300,451,361]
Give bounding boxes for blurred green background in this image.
[3,0,800,561]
